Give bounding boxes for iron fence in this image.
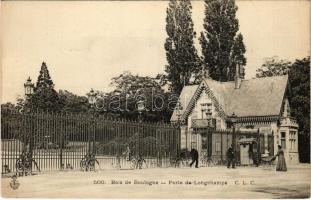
[1,109,180,173]
[193,128,268,165]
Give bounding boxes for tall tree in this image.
[26,62,63,112]
[164,0,200,94]
[199,0,246,82]
[36,62,54,90]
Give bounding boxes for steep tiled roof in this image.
[170,75,288,121]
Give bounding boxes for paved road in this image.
[2,164,310,198]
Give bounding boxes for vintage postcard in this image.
[1,0,310,199]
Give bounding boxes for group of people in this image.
[123,143,287,171]
[188,144,287,172]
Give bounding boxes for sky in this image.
[1,0,310,103]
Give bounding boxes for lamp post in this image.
[175,100,183,159]
[23,77,35,148]
[87,88,97,155]
[23,77,35,152]
[137,99,145,155]
[229,113,238,158]
[20,77,35,175]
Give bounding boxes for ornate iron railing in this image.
[1,108,180,173]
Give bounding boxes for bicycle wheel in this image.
[89,160,95,171]
[130,159,136,169]
[16,159,24,175]
[80,159,87,171]
[175,159,181,168]
[24,160,32,176]
[142,159,148,169]
[207,158,215,167]
[200,159,205,167]
[137,160,143,169]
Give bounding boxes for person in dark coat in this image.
[189,148,199,168]
[227,145,235,168]
[275,145,287,172]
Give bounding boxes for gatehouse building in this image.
[171,72,299,165]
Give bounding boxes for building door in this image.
[240,144,250,165]
[198,129,212,157]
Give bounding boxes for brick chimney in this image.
[235,64,242,89]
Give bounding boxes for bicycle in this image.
[16,151,40,176]
[130,154,148,169]
[170,150,191,168]
[171,157,189,168]
[207,156,217,167]
[80,154,100,171]
[200,153,217,167]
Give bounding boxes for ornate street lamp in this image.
[24,77,34,97]
[136,99,146,166]
[87,88,98,167]
[20,77,36,175]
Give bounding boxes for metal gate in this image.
[193,128,264,165]
[1,108,180,173]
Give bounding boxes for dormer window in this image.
[201,102,212,119]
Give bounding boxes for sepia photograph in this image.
[1,0,310,198]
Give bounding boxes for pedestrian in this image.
[189,148,199,168]
[275,145,287,172]
[227,145,235,168]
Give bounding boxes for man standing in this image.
[190,148,199,168]
[227,145,235,168]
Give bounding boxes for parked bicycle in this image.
[80,153,100,171]
[170,150,191,168]
[170,156,189,168]
[16,151,40,176]
[131,154,148,169]
[200,153,217,167]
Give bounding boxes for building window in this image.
[289,131,296,150]
[191,134,197,149]
[201,102,212,119]
[281,132,286,149]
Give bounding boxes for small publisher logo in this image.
[9,175,20,190]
